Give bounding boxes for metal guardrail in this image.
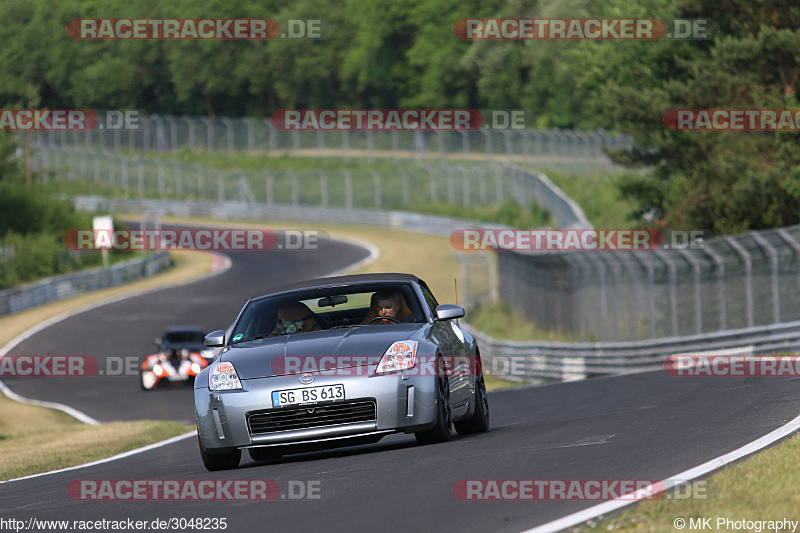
[0,252,173,316]
[467,319,800,382]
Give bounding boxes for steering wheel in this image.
[367,315,400,324]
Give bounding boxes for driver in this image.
[271,302,321,334]
[362,290,415,324]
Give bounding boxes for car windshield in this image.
[163,331,205,344]
[230,283,423,343]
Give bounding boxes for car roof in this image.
[252,273,422,299]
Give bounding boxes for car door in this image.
[419,282,471,412]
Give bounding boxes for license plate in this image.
[271,384,345,407]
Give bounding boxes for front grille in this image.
[247,400,377,435]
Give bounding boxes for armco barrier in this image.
[468,319,800,382]
[0,251,173,316]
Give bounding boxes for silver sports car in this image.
[194,273,489,470]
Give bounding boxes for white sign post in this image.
[93,216,113,268]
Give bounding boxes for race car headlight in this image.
[376,341,417,374]
[209,362,242,391]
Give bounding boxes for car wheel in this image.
[140,369,157,391]
[455,374,489,435]
[248,448,283,462]
[198,437,241,471]
[415,373,452,445]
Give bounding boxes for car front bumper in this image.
[195,370,438,452]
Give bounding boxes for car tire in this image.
[454,374,489,435]
[248,448,283,462]
[198,437,241,471]
[415,373,452,445]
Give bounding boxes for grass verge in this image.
[596,433,800,532]
[467,301,582,342]
[0,398,191,480]
[0,249,212,480]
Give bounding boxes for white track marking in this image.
[0,431,196,484]
[521,412,800,533]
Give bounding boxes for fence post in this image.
[654,250,679,336]
[342,130,350,160]
[222,118,235,152]
[265,171,273,206]
[343,170,353,210]
[121,156,129,190]
[702,243,727,330]
[424,165,439,203]
[725,237,753,328]
[290,170,299,206]
[184,116,195,150]
[677,249,704,334]
[245,118,255,152]
[174,163,183,197]
[195,165,205,200]
[318,170,328,207]
[399,169,411,206]
[137,157,145,198]
[751,232,780,324]
[370,170,382,208]
[157,161,166,196]
[216,171,225,203]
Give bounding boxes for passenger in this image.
[272,302,321,334]
[362,290,415,324]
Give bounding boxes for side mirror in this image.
[435,304,465,321]
[204,330,226,347]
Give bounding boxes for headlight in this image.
[376,341,418,374]
[209,361,242,391]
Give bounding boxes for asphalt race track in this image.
[2,235,800,532]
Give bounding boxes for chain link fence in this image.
[491,215,800,340]
[28,114,634,176]
[30,145,579,216]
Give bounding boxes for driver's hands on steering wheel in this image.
[367,314,400,324]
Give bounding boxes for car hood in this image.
[221,325,422,379]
